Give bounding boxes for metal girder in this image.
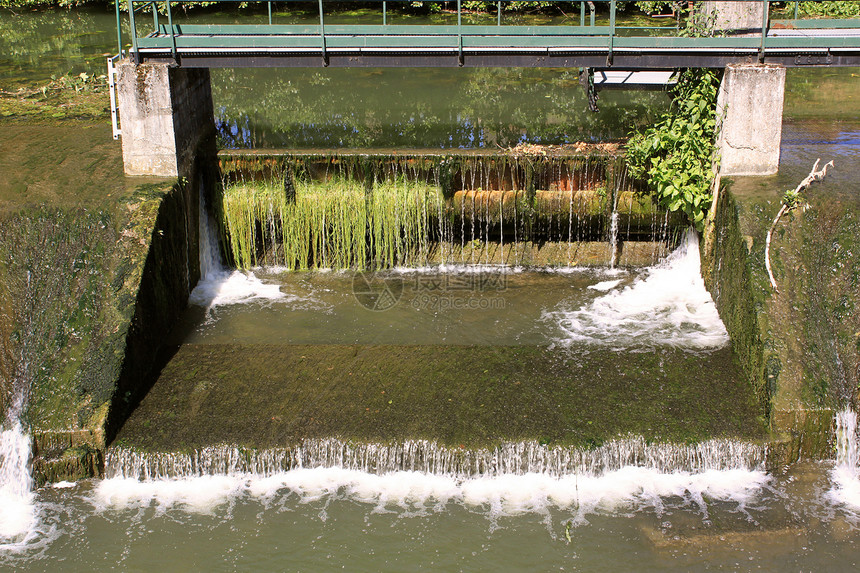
[137,28,860,52]
[137,50,860,68]
[119,0,860,69]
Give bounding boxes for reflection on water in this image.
[211,67,670,149]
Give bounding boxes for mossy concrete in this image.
[0,118,208,483]
[703,178,859,464]
[412,239,673,268]
[113,343,766,453]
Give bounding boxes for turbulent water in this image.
[106,438,767,480]
[546,230,729,350]
[0,416,858,570]
[830,409,860,513]
[0,422,35,549]
[189,190,290,310]
[3,218,860,572]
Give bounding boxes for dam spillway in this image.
[111,171,765,460]
[215,147,684,271]
[2,5,860,566]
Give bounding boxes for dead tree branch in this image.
[765,158,834,293]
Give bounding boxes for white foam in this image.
[92,465,769,522]
[828,409,860,512]
[50,481,77,489]
[93,475,245,515]
[546,230,729,350]
[189,268,290,308]
[393,264,521,275]
[0,423,37,549]
[588,279,622,292]
[190,191,296,309]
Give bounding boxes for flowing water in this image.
[2,6,860,571]
[0,422,36,549]
[0,418,858,570]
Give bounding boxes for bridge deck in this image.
[120,1,860,68]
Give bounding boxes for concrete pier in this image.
[117,61,215,177]
[716,63,786,176]
[701,1,765,34]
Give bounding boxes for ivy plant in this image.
[798,1,860,18]
[625,68,720,231]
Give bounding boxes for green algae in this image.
[0,79,110,123]
[217,151,683,270]
[114,343,766,452]
[221,177,444,270]
[0,123,133,212]
[0,188,172,433]
[702,187,773,420]
[0,110,202,484]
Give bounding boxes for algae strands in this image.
[221,178,444,270]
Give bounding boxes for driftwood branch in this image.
[765,158,834,293]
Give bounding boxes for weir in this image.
[217,148,683,269]
[3,4,860,566]
[106,437,766,480]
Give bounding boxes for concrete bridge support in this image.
[716,63,786,176]
[701,1,765,34]
[700,3,786,176]
[116,60,215,177]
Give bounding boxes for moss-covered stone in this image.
[114,343,767,453]
[31,444,103,488]
[0,116,211,483]
[702,187,773,419]
[702,173,860,463]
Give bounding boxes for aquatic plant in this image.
[220,177,444,270]
[797,1,860,18]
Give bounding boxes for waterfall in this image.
[0,395,36,548]
[197,182,221,282]
[829,408,860,511]
[106,437,765,481]
[607,211,619,268]
[0,424,35,545]
[548,229,728,350]
[97,437,770,518]
[188,184,286,309]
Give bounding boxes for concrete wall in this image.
[117,61,215,178]
[701,0,765,33]
[26,171,206,484]
[701,186,837,466]
[716,63,786,176]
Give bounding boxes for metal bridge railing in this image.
[115,0,860,67]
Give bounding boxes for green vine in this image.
[625,68,720,231]
[797,1,860,18]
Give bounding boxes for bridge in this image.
[109,0,860,178]
[116,0,860,68]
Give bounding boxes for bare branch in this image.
[765,159,834,293]
[765,203,788,292]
